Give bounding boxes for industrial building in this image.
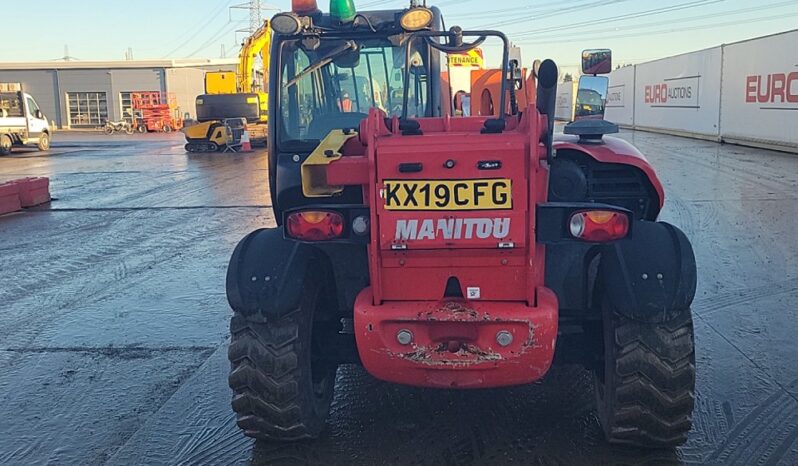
[0,59,237,129]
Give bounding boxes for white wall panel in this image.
[555,81,576,121]
[721,30,798,150]
[605,65,635,126]
[633,47,722,137]
[166,68,206,120]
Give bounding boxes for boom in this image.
[237,20,271,94]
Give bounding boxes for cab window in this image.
[0,93,24,117]
[279,39,430,147]
[26,97,41,118]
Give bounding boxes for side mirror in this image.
[582,49,612,75]
[509,59,523,90]
[575,75,609,121]
[333,48,360,69]
[509,46,523,89]
[35,109,44,119]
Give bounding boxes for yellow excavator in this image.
[184,20,271,152]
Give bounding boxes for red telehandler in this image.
[225,0,697,449]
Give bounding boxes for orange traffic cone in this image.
[240,131,253,152]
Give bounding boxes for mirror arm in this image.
[508,60,519,116]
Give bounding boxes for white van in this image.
[0,91,51,155]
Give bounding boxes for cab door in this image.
[25,95,48,138]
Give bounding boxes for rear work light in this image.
[569,210,630,242]
[287,210,345,241]
[400,7,433,31]
[272,13,303,35]
[292,0,320,14]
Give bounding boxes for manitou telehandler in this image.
[225,0,697,448]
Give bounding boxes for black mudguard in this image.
[599,221,697,323]
[226,228,326,318]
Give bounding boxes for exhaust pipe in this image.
[536,59,558,161]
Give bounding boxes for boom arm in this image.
[237,20,272,94]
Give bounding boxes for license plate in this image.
[383,179,512,211]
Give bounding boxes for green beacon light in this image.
[330,0,357,23]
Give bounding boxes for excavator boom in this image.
[237,20,272,94]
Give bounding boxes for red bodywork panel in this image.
[353,109,550,306]
[354,287,558,388]
[323,108,664,389]
[375,134,528,251]
[326,107,557,388]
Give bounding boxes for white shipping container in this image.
[720,30,798,151]
[633,47,722,138]
[605,66,635,126]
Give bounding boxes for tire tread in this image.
[600,310,696,448]
[228,313,321,441]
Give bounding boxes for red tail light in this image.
[292,0,319,14]
[569,210,629,242]
[286,210,345,241]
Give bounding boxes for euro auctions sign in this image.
[448,48,485,69]
[644,77,700,108]
[745,73,798,105]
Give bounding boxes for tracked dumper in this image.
[226,0,698,448]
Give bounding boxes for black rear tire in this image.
[228,266,336,441]
[0,135,11,155]
[595,301,696,448]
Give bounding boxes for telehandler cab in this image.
[226,0,697,448]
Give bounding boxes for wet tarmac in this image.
[0,130,797,465]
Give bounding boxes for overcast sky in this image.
[1,0,796,75]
